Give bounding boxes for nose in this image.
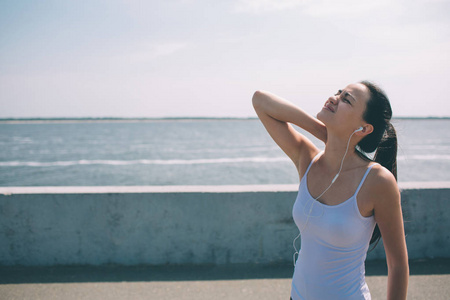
[328,95,338,104]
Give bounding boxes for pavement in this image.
[1,259,449,300]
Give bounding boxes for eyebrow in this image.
[343,90,357,103]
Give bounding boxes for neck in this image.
[322,133,359,172]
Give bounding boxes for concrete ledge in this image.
[0,183,449,266]
[0,185,300,195]
[1,182,449,195]
[398,181,450,190]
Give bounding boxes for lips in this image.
[324,103,335,113]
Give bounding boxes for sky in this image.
[1,0,449,118]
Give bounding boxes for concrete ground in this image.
[1,259,449,300]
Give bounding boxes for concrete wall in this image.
[0,183,449,266]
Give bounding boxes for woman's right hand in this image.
[252,90,325,174]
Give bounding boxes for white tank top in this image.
[291,152,377,300]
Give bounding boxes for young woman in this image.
[252,81,409,300]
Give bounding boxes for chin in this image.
[317,109,333,129]
[316,110,326,123]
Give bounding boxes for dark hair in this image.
[357,81,398,249]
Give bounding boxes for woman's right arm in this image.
[252,90,326,172]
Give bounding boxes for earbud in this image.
[354,126,364,133]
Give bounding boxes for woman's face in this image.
[317,83,371,135]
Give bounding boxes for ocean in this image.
[1,118,449,186]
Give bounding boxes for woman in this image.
[252,81,409,300]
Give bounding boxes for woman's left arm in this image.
[372,169,409,300]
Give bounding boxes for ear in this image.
[360,124,374,136]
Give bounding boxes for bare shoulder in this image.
[365,164,400,205]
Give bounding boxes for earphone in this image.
[292,126,364,266]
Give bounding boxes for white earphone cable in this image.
[293,128,360,266]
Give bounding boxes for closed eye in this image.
[335,89,352,105]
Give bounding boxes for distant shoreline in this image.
[0,117,256,124]
[0,116,449,124]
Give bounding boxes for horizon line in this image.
[0,116,449,123]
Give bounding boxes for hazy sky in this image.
[1,0,449,118]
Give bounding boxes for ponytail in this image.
[374,123,398,181]
[369,122,398,247]
[356,81,398,249]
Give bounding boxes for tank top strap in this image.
[354,163,379,196]
[304,151,323,176]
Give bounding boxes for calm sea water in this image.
[1,119,449,186]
